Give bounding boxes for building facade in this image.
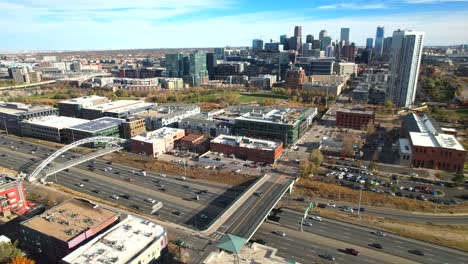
[121,117,146,139]
[58,95,108,118]
[131,127,185,157]
[0,176,28,217]
[20,115,88,142]
[375,27,385,57]
[0,102,58,135]
[336,108,375,130]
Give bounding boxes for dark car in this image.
[92,189,100,194]
[82,179,90,182]
[409,249,424,256]
[369,243,383,249]
[173,211,182,216]
[343,248,359,256]
[122,194,131,199]
[131,204,140,210]
[320,254,335,261]
[296,197,305,202]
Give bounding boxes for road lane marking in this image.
[231,176,283,233]
[343,236,351,239]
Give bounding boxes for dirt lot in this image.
[295,178,468,213]
[102,152,257,187]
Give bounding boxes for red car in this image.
[344,248,359,256]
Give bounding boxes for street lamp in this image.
[357,187,363,220]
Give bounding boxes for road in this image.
[269,209,468,264]
[0,135,240,230]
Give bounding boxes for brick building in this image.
[121,117,146,139]
[210,135,283,164]
[179,134,210,154]
[131,127,185,157]
[336,108,375,130]
[0,176,28,217]
[20,198,119,263]
[286,67,305,89]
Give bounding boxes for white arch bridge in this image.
[27,136,126,183]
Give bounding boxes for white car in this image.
[372,231,386,237]
[160,173,167,178]
[111,195,119,200]
[311,216,323,222]
[342,208,354,213]
[273,230,286,237]
[145,198,156,204]
[326,203,336,208]
[303,221,313,227]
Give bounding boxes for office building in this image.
[387,30,425,107]
[131,127,185,157]
[264,42,283,52]
[336,107,375,130]
[310,59,335,75]
[21,115,88,142]
[0,176,28,217]
[136,104,200,130]
[250,75,276,90]
[0,102,58,135]
[325,45,335,58]
[366,38,374,49]
[20,198,119,263]
[340,28,350,44]
[286,67,305,89]
[375,27,385,57]
[81,100,154,120]
[187,50,208,86]
[334,62,357,76]
[342,43,357,62]
[306,34,314,43]
[62,215,167,264]
[63,117,124,143]
[179,134,210,154]
[321,36,332,51]
[382,37,393,59]
[179,113,231,137]
[206,52,217,80]
[302,82,345,97]
[58,95,109,118]
[252,39,264,51]
[165,53,184,78]
[210,135,283,164]
[158,78,184,90]
[319,30,327,41]
[214,48,225,60]
[121,117,146,139]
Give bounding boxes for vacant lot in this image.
[295,178,468,213]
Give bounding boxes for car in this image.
[183,185,192,189]
[145,198,156,203]
[409,249,424,256]
[92,189,100,194]
[107,161,113,165]
[344,248,359,256]
[160,173,167,178]
[326,203,336,208]
[311,216,322,222]
[371,231,386,237]
[369,243,383,249]
[122,194,131,199]
[273,230,286,237]
[234,169,242,173]
[76,183,84,187]
[111,195,119,200]
[252,239,267,245]
[342,208,354,213]
[303,221,313,227]
[200,214,208,220]
[254,192,263,197]
[82,179,90,182]
[159,188,167,192]
[296,197,305,202]
[131,204,140,210]
[114,171,120,175]
[173,211,182,216]
[180,176,186,181]
[320,254,335,261]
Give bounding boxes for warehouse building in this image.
[63,117,124,143]
[62,215,167,264]
[58,95,108,118]
[20,198,119,263]
[131,127,185,157]
[210,135,283,164]
[0,175,28,217]
[21,115,88,142]
[179,113,231,137]
[81,100,154,120]
[0,102,58,135]
[179,134,211,154]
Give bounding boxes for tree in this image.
[299,160,311,177]
[9,256,35,264]
[309,149,323,168]
[384,100,393,114]
[368,161,376,171]
[452,172,466,184]
[115,89,129,97]
[365,121,376,136]
[0,241,24,264]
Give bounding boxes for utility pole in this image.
[3,117,8,135]
[357,187,362,219]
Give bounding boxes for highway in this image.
[268,209,468,264]
[0,135,241,230]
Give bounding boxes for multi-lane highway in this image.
[0,135,241,229]
[263,209,468,264]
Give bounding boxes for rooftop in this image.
[84,100,153,114]
[21,198,119,242]
[59,95,108,106]
[0,175,18,187]
[403,113,442,134]
[409,132,465,151]
[68,117,124,133]
[398,138,412,154]
[212,135,281,151]
[132,127,184,143]
[0,102,55,115]
[337,107,375,115]
[136,104,199,119]
[21,115,88,129]
[62,215,166,264]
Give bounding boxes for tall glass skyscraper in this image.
[366,38,374,49]
[375,27,385,57]
[387,30,425,107]
[165,53,184,77]
[340,28,350,44]
[189,50,208,87]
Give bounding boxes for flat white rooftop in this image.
[84,100,152,113]
[22,115,88,129]
[212,134,281,151]
[60,95,108,105]
[410,132,465,151]
[62,215,166,264]
[132,127,184,144]
[399,138,412,154]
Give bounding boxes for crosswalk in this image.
[211,232,225,240]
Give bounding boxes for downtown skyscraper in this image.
[375,27,385,57]
[387,30,425,107]
[340,28,350,44]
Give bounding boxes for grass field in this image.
[455,108,468,119]
[185,91,288,104]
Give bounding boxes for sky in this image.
[1,0,468,51]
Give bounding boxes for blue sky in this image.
[1,0,468,51]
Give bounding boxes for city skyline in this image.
[1,0,468,51]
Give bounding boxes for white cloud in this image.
[317,3,387,9]
[406,0,468,3]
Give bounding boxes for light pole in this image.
[357,187,362,219]
[2,117,8,135]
